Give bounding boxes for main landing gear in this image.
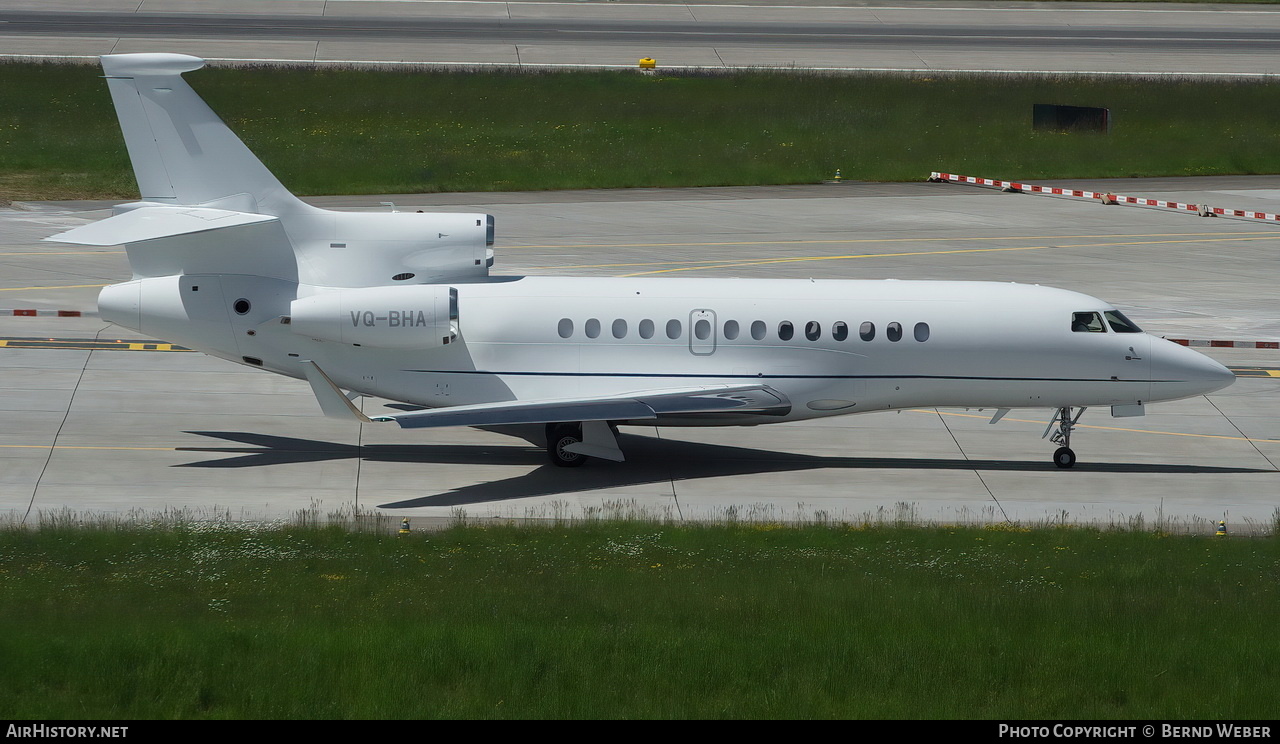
[546,423,587,468]
[545,422,625,467]
[1043,406,1086,469]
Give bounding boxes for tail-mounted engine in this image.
[290,285,459,349]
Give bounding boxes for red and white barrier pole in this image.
[1,309,83,317]
[928,172,1280,223]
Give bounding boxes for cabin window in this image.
[557,318,573,338]
[724,320,740,340]
[859,321,875,341]
[832,321,848,341]
[639,319,655,339]
[805,321,821,341]
[914,322,930,342]
[585,318,601,339]
[1105,310,1142,334]
[778,321,794,341]
[694,318,712,341]
[666,319,682,339]
[612,319,628,339]
[1072,312,1107,333]
[750,320,767,340]
[887,322,902,342]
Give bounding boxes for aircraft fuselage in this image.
[99,274,1233,425]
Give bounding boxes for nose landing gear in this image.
[1043,406,1086,469]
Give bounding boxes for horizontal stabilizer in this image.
[44,206,277,246]
[371,385,790,429]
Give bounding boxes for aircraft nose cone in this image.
[1205,356,1237,390]
[1150,338,1235,400]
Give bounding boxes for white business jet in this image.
[47,54,1234,469]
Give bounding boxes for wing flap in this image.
[638,386,789,414]
[371,384,790,430]
[382,399,657,429]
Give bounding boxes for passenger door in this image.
[689,309,717,356]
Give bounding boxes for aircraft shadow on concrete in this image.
[175,429,1271,508]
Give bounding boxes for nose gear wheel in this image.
[1043,406,1086,469]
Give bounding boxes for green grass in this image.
[6,61,1280,200]
[1040,1,1280,3]
[0,521,1276,719]
[1046,0,1280,3]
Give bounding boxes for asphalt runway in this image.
[9,8,1280,51]
[1,177,1278,528]
[5,0,1280,73]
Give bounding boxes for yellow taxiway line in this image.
[920,409,1280,445]
[510,230,1280,253]
[0,409,1273,453]
[0,444,177,452]
[614,235,1280,277]
[0,338,190,351]
[0,251,123,256]
[0,283,110,292]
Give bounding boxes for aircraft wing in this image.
[299,360,790,428]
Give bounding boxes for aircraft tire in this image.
[546,423,587,467]
[1053,447,1076,469]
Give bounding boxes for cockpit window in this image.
[1071,312,1106,333]
[1104,310,1142,334]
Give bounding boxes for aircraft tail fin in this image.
[99,53,312,216]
